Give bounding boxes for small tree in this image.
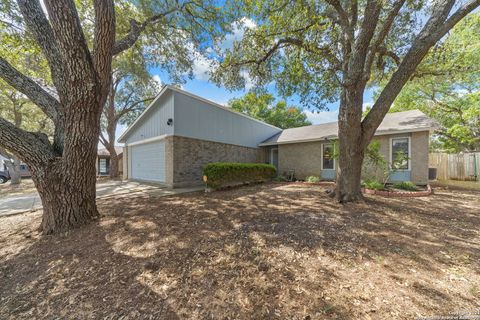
[362,141,410,187]
[99,61,157,178]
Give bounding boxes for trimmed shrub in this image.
[203,163,276,189]
[306,176,320,183]
[393,181,418,191]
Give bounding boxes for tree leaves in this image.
[390,13,480,152]
[228,91,311,129]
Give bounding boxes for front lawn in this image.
[1,183,479,319]
[0,178,37,197]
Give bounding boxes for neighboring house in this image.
[119,85,436,187]
[96,147,123,176]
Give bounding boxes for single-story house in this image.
[118,85,436,187]
[96,147,123,176]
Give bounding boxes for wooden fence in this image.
[429,152,480,181]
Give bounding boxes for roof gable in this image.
[117,85,280,143]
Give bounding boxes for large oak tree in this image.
[0,0,234,234]
[389,12,480,152]
[213,0,480,202]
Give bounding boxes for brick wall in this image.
[274,130,429,184]
[170,136,264,187]
[278,141,322,180]
[410,131,429,184]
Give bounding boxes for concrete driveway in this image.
[0,180,203,217]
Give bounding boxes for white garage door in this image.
[130,140,166,182]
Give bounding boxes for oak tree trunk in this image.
[33,161,99,234]
[108,147,119,178]
[32,94,102,234]
[335,85,367,202]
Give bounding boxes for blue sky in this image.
[114,17,377,144]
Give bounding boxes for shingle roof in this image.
[259,110,437,146]
[98,147,123,157]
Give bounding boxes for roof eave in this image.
[258,127,435,147]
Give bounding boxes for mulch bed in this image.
[1,183,479,319]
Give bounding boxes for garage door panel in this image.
[131,140,165,182]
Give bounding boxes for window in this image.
[391,137,410,170]
[99,159,107,174]
[322,143,335,170]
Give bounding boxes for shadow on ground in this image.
[0,183,479,319]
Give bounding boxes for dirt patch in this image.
[0,178,37,197]
[1,183,479,319]
[431,180,480,191]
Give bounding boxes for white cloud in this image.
[220,17,257,51]
[304,110,339,124]
[240,70,255,90]
[152,75,162,89]
[188,18,257,83]
[191,53,212,81]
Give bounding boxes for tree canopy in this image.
[389,12,480,152]
[229,91,311,129]
[212,0,480,202]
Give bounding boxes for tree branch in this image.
[0,57,60,121]
[112,6,181,56]
[99,131,109,148]
[226,37,340,70]
[435,0,480,38]
[117,97,155,120]
[17,0,66,99]
[364,0,406,74]
[93,0,115,105]
[350,0,381,80]
[325,0,354,44]
[0,117,55,166]
[44,0,96,89]
[361,0,479,144]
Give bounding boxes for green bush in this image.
[363,179,384,190]
[306,176,320,183]
[203,163,276,189]
[393,181,418,191]
[274,175,288,182]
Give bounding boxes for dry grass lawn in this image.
[0,178,37,197]
[0,183,479,319]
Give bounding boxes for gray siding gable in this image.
[122,90,174,144]
[173,90,281,148]
[119,86,282,148]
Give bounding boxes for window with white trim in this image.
[322,143,335,170]
[391,137,409,170]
